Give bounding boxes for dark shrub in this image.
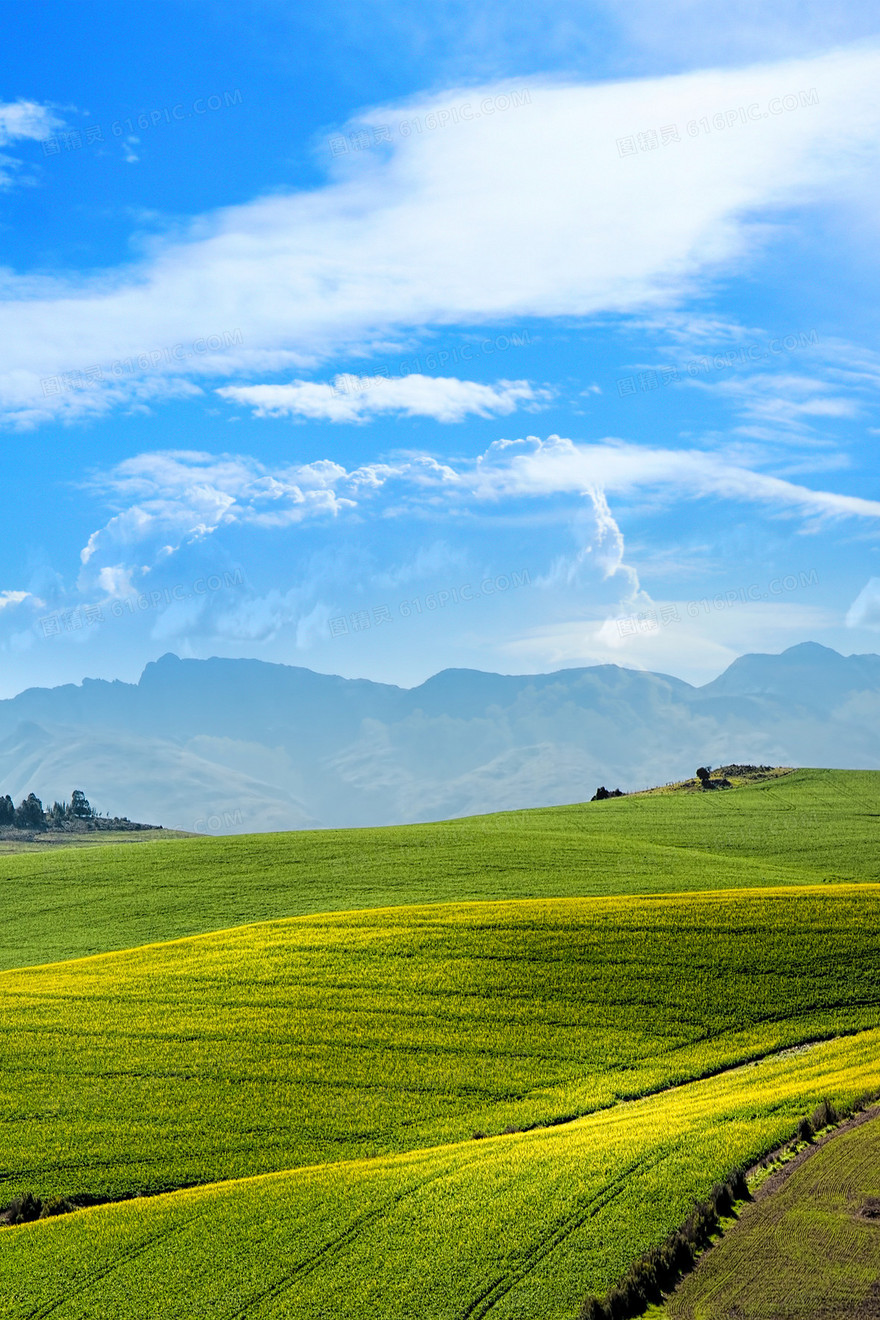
[5,1192,42,1224]
[605,1286,631,1320]
[578,1298,607,1320]
[471,1129,488,1140]
[795,1116,814,1143]
[38,1196,75,1219]
[629,1257,659,1304]
[727,1168,750,1201]
[672,1231,694,1272]
[811,1099,839,1131]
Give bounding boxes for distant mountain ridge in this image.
[0,643,877,832]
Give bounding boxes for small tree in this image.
[69,789,93,820]
[14,794,46,830]
[696,767,710,783]
[0,794,14,827]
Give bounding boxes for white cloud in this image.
[504,600,834,684]
[537,488,643,603]
[74,435,880,601]
[0,590,35,611]
[0,99,65,189]
[845,578,880,630]
[218,374,545,422]
[0,100,63,146]
[2,46,880,424]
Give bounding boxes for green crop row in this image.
[1,768,878,972]
[2,1028,878,1320]
[0,886,878,1202]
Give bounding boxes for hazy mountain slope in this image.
[0,642,877,830]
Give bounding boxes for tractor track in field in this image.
[224,1151,492,1319]
[454,1150,674,1320]
[661,1105,880,1319]
[22,1209,208,1320]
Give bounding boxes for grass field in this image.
[1,886,878,1202]
[0,828,191,855]
[1,768,878,970]
[1,1029,877,1320]
[667,1108,880,1319]
[1,768,878,1317]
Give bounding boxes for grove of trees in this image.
[0,790,96,832]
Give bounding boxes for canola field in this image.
[1,887,879,1201]
[1,1031,878,1320]
[1,769,879,1317]
[1,767,878,971]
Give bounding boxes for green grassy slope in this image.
[1,769,877,970]
[2,887,879,1202]
[0,827,191,855]
[667,1108,880,1319]
[2,1030,878,1320]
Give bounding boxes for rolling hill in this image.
[1,769,878,1317]
[1,643,880,830]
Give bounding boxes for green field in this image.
[0,827,192,856]
[2,768,878,970]
[1,1031,877,1319]
[667,1108,880,1319]
[2,886,879,1200]
[1,768,878,1317]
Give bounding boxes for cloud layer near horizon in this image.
[74,435,880,596]
[3,44,880,425]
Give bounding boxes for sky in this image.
[2,0,880,697]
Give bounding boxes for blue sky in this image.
[2,0,880,697]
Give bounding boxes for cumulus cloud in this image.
[538,488,643,604]
[2,46,880,424]
[75,435,880,598]
[217,374,545,423]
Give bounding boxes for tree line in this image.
[0,789,96,831]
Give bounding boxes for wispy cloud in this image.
[75,435,880,600]
[2,45,880,425]
[0,590,36,611]
[846,578,880,630]
[217,374,546,423]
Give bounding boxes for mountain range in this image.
[0,642,877,832]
